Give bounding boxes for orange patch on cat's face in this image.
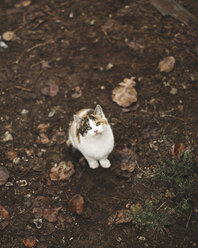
[71,110,108,143]
[93,115,108,125]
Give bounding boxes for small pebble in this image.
[90,19,95,25]
[48,109,56,117]
[106,63,114,70]
[170,87,178,95]
[21,109,29,115]
[2,131,13,142]
[69,12,73,18]
[13,157,20,164]
[177,105,184,111]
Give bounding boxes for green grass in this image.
[129,149,197,233]
[158,151,195,211]
[130,202,170,233]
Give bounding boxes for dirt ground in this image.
[0,0,198,247]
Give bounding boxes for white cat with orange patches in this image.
[68,105,114,169]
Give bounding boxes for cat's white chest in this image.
[79,128,114,160]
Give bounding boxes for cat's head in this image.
[74,105,108,138]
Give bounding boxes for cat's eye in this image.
[87,123,92,130]
[96,122,100,126]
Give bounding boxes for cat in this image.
[68,104,114,169]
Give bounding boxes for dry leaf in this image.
[6,150,17,161]
[112,77,137,107]
[43,207,62,222]
[15,0,31,8]
[23,236,36,247]
[0,205,10,230]
[50,161,75,181]
[121,162,136,173]
[115,144,137,173]
[51,130,66,145]
[130,203,143,213]
[36,133,50,144]
[0,167,9,186]
[122,103,140,112]
[71,86,82,99]
[33,196,61,222]
[158,56,175,72]
[68,194,84,215]
[33,196,51,218]
[171,143,186,159]
[108,209,132,225]
[41,80,59,97]
[2,31,16,41]
[37,123,50,133]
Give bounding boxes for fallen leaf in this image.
[0,167,9,186]
[15,0,31,8]
[130,203,143,213]
[122,103,140,112]
[6,150,17,161]
[43,207,62,222]
[115,144,137,173]
[2,31,16,41]
[33,196,61,222]
[50,161,75,181]
[33,196,51,218]
[68,194,84,215]
[41,60,51,69]
[41,80,59,97]
[121,162,136,173]
[158,56,175,72]
[71,86,82,99]
[0,205,10,230]
[51,130,66,145]
[37,123,50,133]
[23,236,36,247]
[108,209,132,225]
[36,133,50,144]
[112,77,137,107]
[171,143,186,159]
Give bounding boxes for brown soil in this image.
[0,0,198,247]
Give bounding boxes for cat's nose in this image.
[94,130,98,134]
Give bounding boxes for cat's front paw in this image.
[88,160,99,169]
[100,159,111,168]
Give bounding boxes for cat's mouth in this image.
[95,132,101,136]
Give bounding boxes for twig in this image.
[26,40,54,53]
[186,210,192,229]
[102,30,113,43]
[157,202,166,210]
[15,86,32,92]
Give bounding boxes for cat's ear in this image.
[73,115,82,127]
[94,104,105,118]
